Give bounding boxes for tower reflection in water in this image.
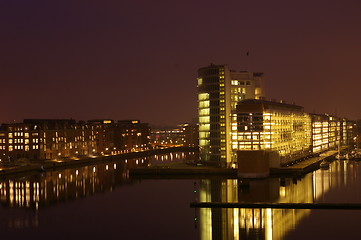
[198,160,358,240]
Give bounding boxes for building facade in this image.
[151,123,198,148]
[0,119,150,162]
[235,99,312,176]
[235,99,356,177]
[197,64,264,166]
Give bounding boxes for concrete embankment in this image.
[0,146,198,177]
[0,147,347,179]
[130,149,343,178]
[270,150,339,176]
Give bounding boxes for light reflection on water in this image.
[196,160,361,240]
[1,156,361,239]
[0,152,198,210]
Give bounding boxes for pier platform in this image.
[130,150,343,178]
[270,150,338,176]
[0,147,346,178]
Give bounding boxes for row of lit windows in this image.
[235,112,312,156]
[7,145,39,151]
[7,132,38,138]
[231,80,251,86]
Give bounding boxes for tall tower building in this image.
[197,64,264,167]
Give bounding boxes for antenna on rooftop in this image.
[245,49,250,71]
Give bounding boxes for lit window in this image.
[199,116,210,123]
[198,93,209,101]
[199,124,210,131]
[198,100,210,108]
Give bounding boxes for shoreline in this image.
[0,146,349,179]
[0,146,197,177]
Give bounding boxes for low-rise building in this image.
[235,99,355,177]
[151,123,198,148]
[0,119,150,162]
[234,99,311,177]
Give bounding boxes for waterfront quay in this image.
[0,146,196,177]
[129,149,344,178]
[0,146,347,179]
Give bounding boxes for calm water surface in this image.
[1,153,361,240]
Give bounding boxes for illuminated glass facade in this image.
[235,100,355,173]
[235,99,312,167]
[197,64,264,166]
[310,114,342,153]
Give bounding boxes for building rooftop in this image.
[237,99,304,112]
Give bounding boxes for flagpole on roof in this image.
[245,50,250,71]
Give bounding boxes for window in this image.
[199,116,210,123]
[198,100,210,108]
[199,124,210,131]
[199,108,210,116]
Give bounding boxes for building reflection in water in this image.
[0,151,196,231]
[0,151,197,212]
[0,154,357,236]
[1,162,133,210]
[198,160,361,240]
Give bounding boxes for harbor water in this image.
[1,152,361,240]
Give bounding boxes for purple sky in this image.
[1,0,361,126]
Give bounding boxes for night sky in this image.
[1,0,361,126]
